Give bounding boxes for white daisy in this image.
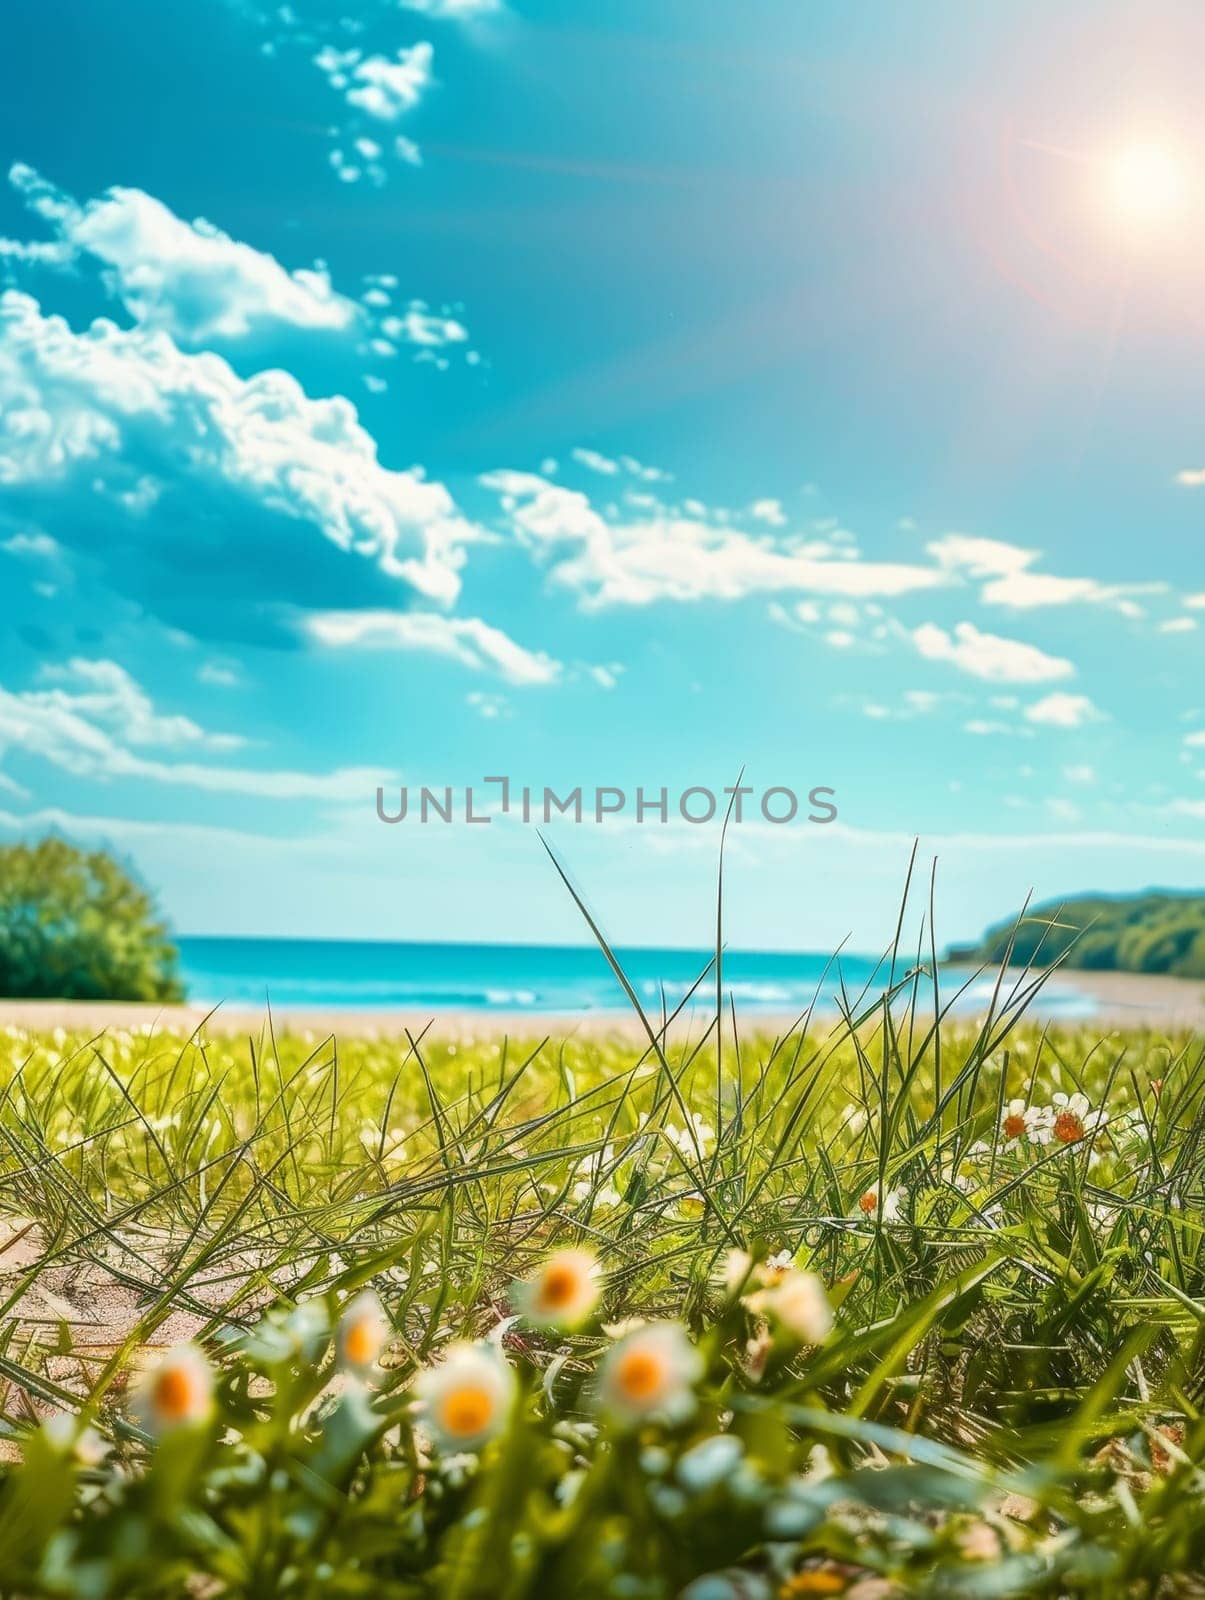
[1049,1092,1104,1145]
[414,1342,516,1454]
[132,1345,214,1434]
[720,1248,755,1296]
[513,1248,602,1330]
[336,1289,390,1374]
[569,1144,623,1206]
[751,1269,833,1346]
[663,1113,715,1159]
[855,1184,905,1222]
[1000,1098,1053,1146]
[596,1321,702,1428]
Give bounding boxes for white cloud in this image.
[1023,692,1101,728]
[316,43,434,122]
[302,609,561,685]
[466,690,509,719]
[1159,616,1197,633]
[33,658,244,749]
[912,620,1074,683]
[749,498,786,527]
[0,804,344,859]
[0,289,477,605]
[927,532,1156,610]
[7,165,356,345]
[857,688,949,721]
[2,528,59,560]
[0,233,74,267]
[1185,592,1205,609]
[482,470,946,608]
[197,661,242,689]
[1183,730,1205,749]
[1064,764,1096,783]
[571,447,620,476]
[1175,469,1205,487]
[0,663,373,799]
[400,0,502,17]
[618,454,670,483]
[570,447,670,483]
[1047,797,1081,821]
[382,305,468,347]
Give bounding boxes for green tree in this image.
[0,836,184,1001]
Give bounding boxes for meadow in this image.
[0,955,1200,1597]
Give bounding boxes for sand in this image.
[0,967,1202,1038]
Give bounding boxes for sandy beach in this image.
[1,967,1202,1038]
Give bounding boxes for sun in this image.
[1106,141,1189,228]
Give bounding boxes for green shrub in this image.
[0,836,183,1001]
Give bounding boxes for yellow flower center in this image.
[153,1367,196,1421]
[343,1317,379,1366]
[1003,1112,1026,1139]
[439,1384,495,1439]
[539,1263,581,1309]
[616,1349,665,1403]
[1054,1111,1084,1144]
[858,1190,878,1214]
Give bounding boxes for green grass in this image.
[0,960,1200,1595]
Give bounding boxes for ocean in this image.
[176,937,1100,1020]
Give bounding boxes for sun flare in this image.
[1107,141,1190,227]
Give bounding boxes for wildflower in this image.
[414,1342,515,1454]
[336,1289,390,1374]
[133,1345,214,1434]
[651,1112,715,1160]
[745,1327,773,1380]
[1000,1098,1052,1146]
[570,1143,623,1207]
[1049,1091,1103,1145]
[754,1270,833,1346]
[855,1185,904,1222]
[602,1317,647,1340]
[597,1321,702,1428]
[514,1248,601,1330]
[723,1246,795,1299]
[721,1247,757,1295]
[434,1451,479,1489]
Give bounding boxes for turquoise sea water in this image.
[176,937,1099,1020]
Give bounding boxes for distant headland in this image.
[947,890,1205,979]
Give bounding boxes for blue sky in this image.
[1,0,1203,954]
